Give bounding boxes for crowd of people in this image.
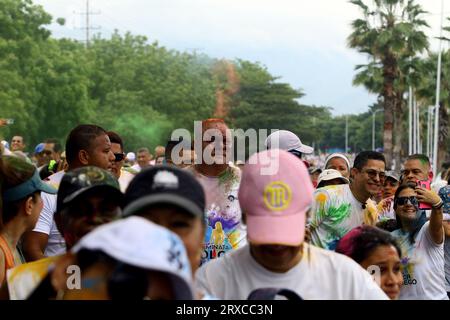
[0,119,449,300]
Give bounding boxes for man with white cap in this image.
[125,151,136,168]
[265,130,313,160]
[195,150,388,300]
[376,171,400,222]
[28,217,194,300]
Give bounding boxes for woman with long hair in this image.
[391,184,447,300]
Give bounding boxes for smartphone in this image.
[416,179,432,210]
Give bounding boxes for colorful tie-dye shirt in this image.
[188,166,247,265]
[309,184,378,250]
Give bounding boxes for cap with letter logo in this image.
[238,150,314,246]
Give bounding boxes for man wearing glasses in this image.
[107,131,135,192]
[308,151,386,250]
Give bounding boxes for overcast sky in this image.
[33,0,448,115]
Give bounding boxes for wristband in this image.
[432,199,444,209]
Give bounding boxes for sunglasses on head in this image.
[114,153,125,162]
[395,196,418,207]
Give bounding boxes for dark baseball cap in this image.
[56,166,123,214]
[123,166,205,219]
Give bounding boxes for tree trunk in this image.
[393,91,403,171]
[382,54,397,169]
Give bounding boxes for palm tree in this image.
[416,50,450,169]
[348,0,429,169]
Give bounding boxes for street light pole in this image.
[433,0,444,176]
[413,94,417,153]
[312,117,316,151]
[345,115,348,154]
[414,96,420,153]
[408,86,413,154]
[427,106,434,159]
[416,100,421,154]
[372,109,383,151]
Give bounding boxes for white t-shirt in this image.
[33,171,66,257]
[131,162,153,173]
[391,221,448,300]
[195,243,388,300]
[118,169,135,193]
[431,177,447,194]
[309,184,378,250]
[187,166,247,265]
[130,164,141,173]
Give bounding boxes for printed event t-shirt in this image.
[187,166,247,265]
[309,184,378,250]
[195,243,388,300]
[391,222,448,300]
[33,171,66,257]
[377,196,396,221]
[118,169,135,193]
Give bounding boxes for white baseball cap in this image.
[317,169,349,188]
[126,152,136,162]
[265,130,313,154]
[72,216,194,300]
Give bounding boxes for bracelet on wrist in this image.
[432,199,444,209]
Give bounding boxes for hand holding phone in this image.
[415,179,434,210]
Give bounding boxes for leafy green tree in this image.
[0,0,52,145]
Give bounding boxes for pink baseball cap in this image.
[238,149,314,246]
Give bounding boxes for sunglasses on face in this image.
[395,196,418,207]
[362,169,386,181]
[114,153,125,162]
